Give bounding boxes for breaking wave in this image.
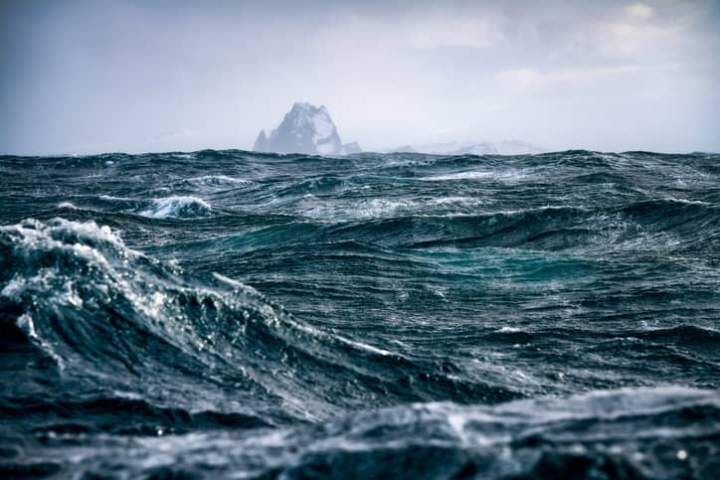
[1,149,719,479]
[139,196,212,218]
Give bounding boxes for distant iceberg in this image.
[387,140,546,155]
[253,102,362,156]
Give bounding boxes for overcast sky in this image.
[1,0,718,154]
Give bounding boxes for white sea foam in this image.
[334,335,394,356]
[424,171,495,181]
[300,196,493,221]
[57,201,78,210]
[422,169,532,183]
[497,326,523,333]
[187,175,249,187]
[0,218,136,313]
[301,197,410,221]
[99,194,133,201]
[140,196,212,219]
[661,197,711,206]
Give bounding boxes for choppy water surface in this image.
[1,150,719,479]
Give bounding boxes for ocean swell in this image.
[1,149,719,479]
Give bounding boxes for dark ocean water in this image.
[1,149,719,479]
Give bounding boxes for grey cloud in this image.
[0,0,718,154]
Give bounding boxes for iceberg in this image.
[253,102,361,156]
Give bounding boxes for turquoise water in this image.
[1,150,719,478]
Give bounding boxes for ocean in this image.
[1,149,719,479]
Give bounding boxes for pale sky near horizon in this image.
[1,0,718,155]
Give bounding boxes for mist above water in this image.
[1,0,719,155]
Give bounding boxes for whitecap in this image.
[99,194,133,201]
[139,196,212,219]
[422,169,532,183]
[497,326,523,333]
[57,201,78,210]
[423,171,495,181]
[189,175,249,186]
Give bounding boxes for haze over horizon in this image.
[1,0,718,155]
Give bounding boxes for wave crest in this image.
[0,218,310,421]
[139,196,212,219]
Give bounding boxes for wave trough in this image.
[0,149,719,479]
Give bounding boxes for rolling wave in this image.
[1,149,719,479]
